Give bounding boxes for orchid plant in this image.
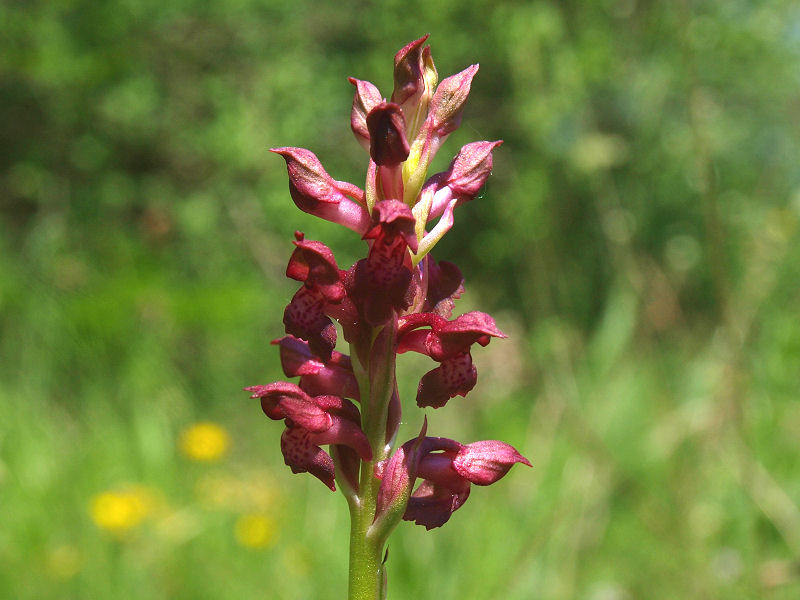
[247,35,530,599]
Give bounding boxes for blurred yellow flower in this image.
[179,422,230,462]
[234,513,276,549]
[89,486,155,535]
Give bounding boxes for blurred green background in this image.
[2,0,800,598]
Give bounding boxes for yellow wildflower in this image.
[89,485,154,535]
[234,513,276,549]
[179,422,230,462]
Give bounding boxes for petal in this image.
[428,311,506,360]
[364,200,418,253]
[428,141,503,221]
[427,64,479,138]
[347,201,417,326]
[348,77,383,152]
[310,416,372,461]
[422,259,464,318]
[391,35,437,141]
[286,236,345,303]
[397,311,505,361]
[349,247,412,326]
[366,103,410,167]
[273,336,359,399]
[283,286,337,362]
[391,34,429,108]
[444,140,503,200]
[273,335,325,377]
[280,426,337,491]
[271,147,371,234]
[453,440,532,486]
[246,382,332,432]
[416,352,477,408]
[403,479,470,530]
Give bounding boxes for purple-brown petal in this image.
[391,34,429,107]
[280,426,337,491]
[364,200,418,253]
[286,237,345,303]
[283,286,337,362]
[347,201,417,326]
[421,259,464,318]
[416,352,477,409]
[246,382,332,432]
[403,479,471,530]
[366,103,410,167]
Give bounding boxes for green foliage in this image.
[2,1,800,598]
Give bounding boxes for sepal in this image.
[271,147,371,234]
[348,78,383,152]
[452,440,532,486]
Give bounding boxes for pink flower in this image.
[397,311,506,408]
[245,382,371,491]
[376,434,531,530]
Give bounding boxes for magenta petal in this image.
[453,440,532,486]
[428,64,479,137]
[280,426,337,491]
[416,352,477,408]
[286,237,345,303]
[311,417,372,462]
[366,103,410,167]
[397,311,505,361]
[445,140,503,199]
[364,200,418,253]
[311,393,362,425]
[349,249,411,326]
[273,335,325,377]
[247,382,332,431]
[300,368,359,402]
[428,311,506,360]
[271,147,370,234]
[272,335,359,400]
[283,286,337,362]
[375,444,414,518]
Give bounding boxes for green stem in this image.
[347,478,384,600]
[344,322,397,600]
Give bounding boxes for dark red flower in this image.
[397,311,506,408]
[245,382,372,491]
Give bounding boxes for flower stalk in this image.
[247,36,530,599]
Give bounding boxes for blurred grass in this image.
[2,0,800,598]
